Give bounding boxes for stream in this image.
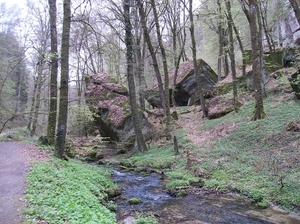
[111,168,300,224]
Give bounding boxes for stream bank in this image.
[110,167,300,224]
[68,136,300,223]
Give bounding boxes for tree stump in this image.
[174,135,179,155]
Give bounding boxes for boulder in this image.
[104,187,122,198]
[145,59,218,107]
[207,96,242,119]
[85,73,151,144]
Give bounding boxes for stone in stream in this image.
[123,216,136,224]
[128,197,143,205]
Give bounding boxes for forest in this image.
[0,0,300,223]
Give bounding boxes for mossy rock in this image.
[104,187,122,198]
[128,197,142,205]
[207,96,243,119]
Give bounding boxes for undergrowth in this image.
[0,126,37,142]
[24,159,117,224]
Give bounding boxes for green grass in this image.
[24,159,117,224]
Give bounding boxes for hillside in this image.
[118,73,300,213]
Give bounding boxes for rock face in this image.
[85,73,151,143]
[145,59,218,108]
[280,7,300,47]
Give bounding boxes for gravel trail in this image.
[0,142,50,224]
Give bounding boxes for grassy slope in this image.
[202,97,300,210]
[121,90,300,212]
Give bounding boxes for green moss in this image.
[129,197,143,205]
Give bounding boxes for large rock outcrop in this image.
[85,73,151,143]
[145,59,218,108]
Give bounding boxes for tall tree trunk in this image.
[172,0,187,107]
[47,0,58,145]
[217,0,224,82]
[133,3,146,110]
[289,0,300,26]
[30,59,44,137]
[278,20,283,47]
[257,1,276,84]
[257,2,267,98]
[172,30,186,107]
[232,21,246,77]
[189,0,207,117]
[170,0,178,106]
[136,40,146,110]
[259,1,275,54]
[27,76,37,130]
[55,0,71,159]
[13,66,22,115]
[150,0,171,140]
[241,0,266,121]
[124,0,147,153]
[223,41,229,77]
[137,0,167,115]
[225,0,238,112]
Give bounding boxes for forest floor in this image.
[0,142,50,224]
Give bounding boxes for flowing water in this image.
[111,169,300,224]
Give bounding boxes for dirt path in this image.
[0,142,50,224]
